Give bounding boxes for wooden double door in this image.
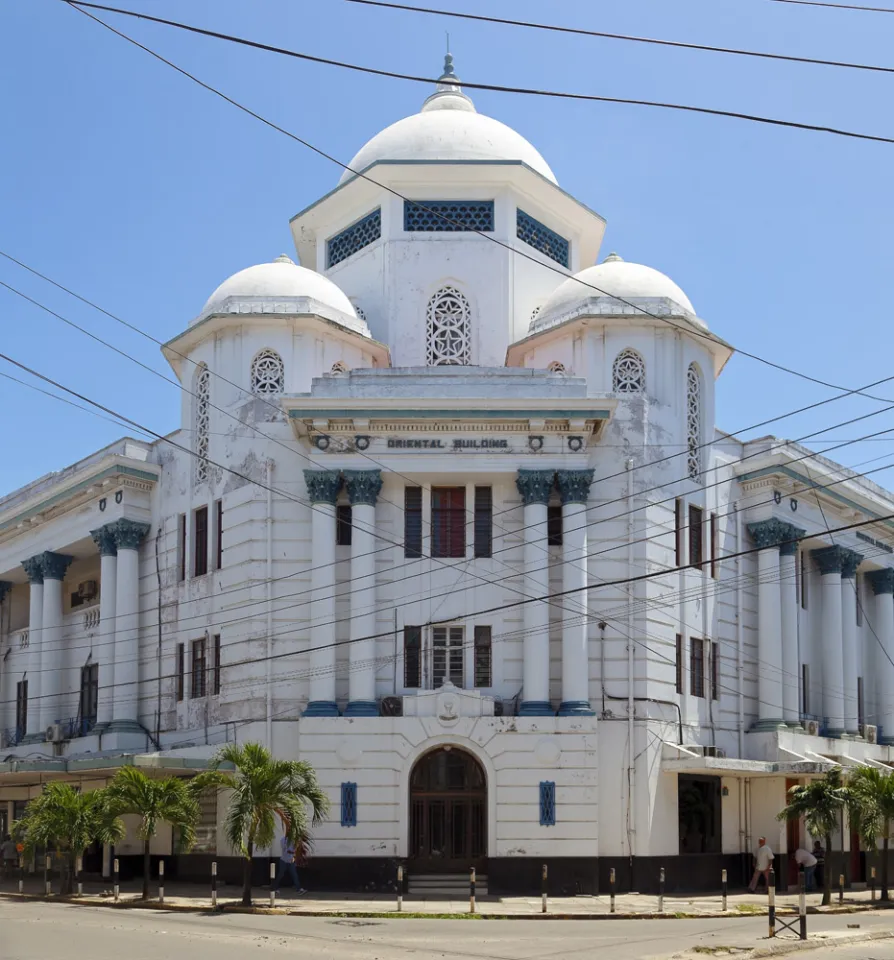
[409,747,487,873]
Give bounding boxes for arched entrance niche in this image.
[409,746,487,873]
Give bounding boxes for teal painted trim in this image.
[345,701,379,717]
[750,718,788,732]
[737,464,894,532]
[304,701,340,717]
[288,408,612,421]
[558,701,596,716]
[289,160,606,227]
[0,465,159,535]
[519,701,554,717]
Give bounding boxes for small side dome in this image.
[536,253,701,329]
[199,255,367,334]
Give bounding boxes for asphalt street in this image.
[3,900,894,960]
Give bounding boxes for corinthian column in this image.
[778,524,805,727]
[303,470,342,717]
[344,470,383,717]
[556,469,595,716]
[812,546,849,737]
[21,556,44,739]
[39,551,74,732]
[90,524,118,730]
[515,470,555,716]
[839,549,863,737]
[867,568,894,743]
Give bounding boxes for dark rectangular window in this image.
[404,199,494,232]
[340,782,357,827]
[800,550,809,609]
[211,634,221,696]
[404,625,422,688]
[710,513,719,579]
[856,574,863,626]
[474,486,492,558]
[675,634,683,694]
[678,776,721,854]
[176,644,185,702]
[539,781,556,826]
[689,505,704,570]
[547,505,563,546]
[474,625,492,687]
[801,663,810,716]
[79,663,99,724]
[432,487,465,558]
[178,513,186,582]
[15,680,27,740]
[675,499,684,566]
[193,505,209,578]
[336,505,353,546]
[432,626,464,686]
[404,487,422,558]
[191,637,206,699]
[690,637,705,698]
[858,676,865,728]
[214,499,223,570]
[710,641,719,701]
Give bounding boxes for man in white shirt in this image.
[748,837,774,892]
[794,847,818,890]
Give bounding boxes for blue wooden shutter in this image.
[539,781,556,826]
[341,782,357,827]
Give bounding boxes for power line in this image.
[62,1,894,147]
[766,0,894,12]
[346,0,894,75]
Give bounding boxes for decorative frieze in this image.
[556,469,594,505]
[304,469,342,505]
[515,469,555,505]
[343,470,383,507]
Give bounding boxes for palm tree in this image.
[105,767,200,900]
[778,768,849,906]
[194,742,329,906]
[846,766,894,901]
[15,783,124,895]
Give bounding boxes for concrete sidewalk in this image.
[3,874,894,918]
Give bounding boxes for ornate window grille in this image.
[530,305,541,323]
[516,209,569,267]
[340,782,357,827]
[195,364,210,483]
[426,286,471,365]
[326,209,381,268]
[539,781,556,826]
[686,363,702,480]
[331,360,349,374]
[612,348,645,393]
[250,349,284,397]
[547,360,566,374]
[404,200,494,232]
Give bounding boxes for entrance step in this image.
[408,874,488,897]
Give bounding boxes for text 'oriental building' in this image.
[2,58,894,893]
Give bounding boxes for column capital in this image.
[21,555,44,584]
[40,551,73,581]
[0,581,12,604]
[343,470,382,507]
[812,544,861,577]
[747,518,803,552]
[556,469,594,506]
[111,518,150,552]
[90,524,118,557]
[867,567,894,595]
[840,548,864,580]
[515,469,555,506]
[303,469,342,505]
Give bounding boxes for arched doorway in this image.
[409,747,487,873]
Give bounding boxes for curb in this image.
[747,928,894,958]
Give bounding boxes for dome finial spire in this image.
[422,44,475,113]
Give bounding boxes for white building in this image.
[2,58,893,894]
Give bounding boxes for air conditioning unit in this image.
[862,724,879,744]
[45,724,65,743]
[703,746,727,759]
[77,580,98,601]
[805,719,821,737]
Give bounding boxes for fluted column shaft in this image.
[110,520,149,730]
[38,552,74,732]
[840,551,863,737]
[304,471,342,717]
[779,541,800,727]
[516,470,555,716]
[344,470,383,717]
[557,470,595,716]
[90,525,118,728]
[21,556,44,738]
[868,569,894,743]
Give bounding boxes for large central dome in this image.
[339,56,557,186]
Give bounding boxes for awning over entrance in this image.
[0,751,229,785]
[660,744,833,778]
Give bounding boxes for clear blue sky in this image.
[1,0,892,496]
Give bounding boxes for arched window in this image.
[612,348,645,394]
[331,360,349,375]
[194,364,210,483]
[426,286,471,366]
[250,349,284,397]
[686,362,702,480]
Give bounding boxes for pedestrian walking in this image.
[794,847,818,890]
[748,837,774,892]
[273,835,307,895]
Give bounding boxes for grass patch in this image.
[735,904,764,915]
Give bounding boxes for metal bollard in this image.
[269,861,276,909]
[18,856,24,895]
[45,855,51,896]
[211,861,217,908]
[470,867,476,915]
[799,869,807,941]
[610,867,616,914]
[658,867,665,913]
[397,864,403,913]
[839,873,845,905]
[159,859,165,903]
[541,863,548,914]
[721,868,728,912]
[768,867,776,938]
[76,855,83,897]
[113,858,119,903]
[872,865,876,903]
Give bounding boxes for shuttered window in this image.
[176,643,185,702]
[474,625,492,687]
[432,487,465,558]
[404,625,422,688]
[688,505,704,570]
[474,486,492,558]
[539,781,556,826]
[404,487,422,558]
[690,637,705,698]
[675,499,684,566]
[675,634,683,694]
[193,505,209,578]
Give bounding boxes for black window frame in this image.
[474,625,492,687]
[474,486,493,558]
[431,487,466,559]
[212,634,221,696]
[193,505,209,578]
[178,513,187,582]
[710,641,719,701]
[690,637,705,698]
[710,513,719,579]
[214,499,223,571]
[404,487,423,558]
[191,637,207,699]
[15,679,27,739]
[79,663,99,723]
[675,634,683,694]
[801,663,810,716]
[675,499,684,566]
[688,504,704,570]
[176,643,185,702]
[404,625,422,688]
